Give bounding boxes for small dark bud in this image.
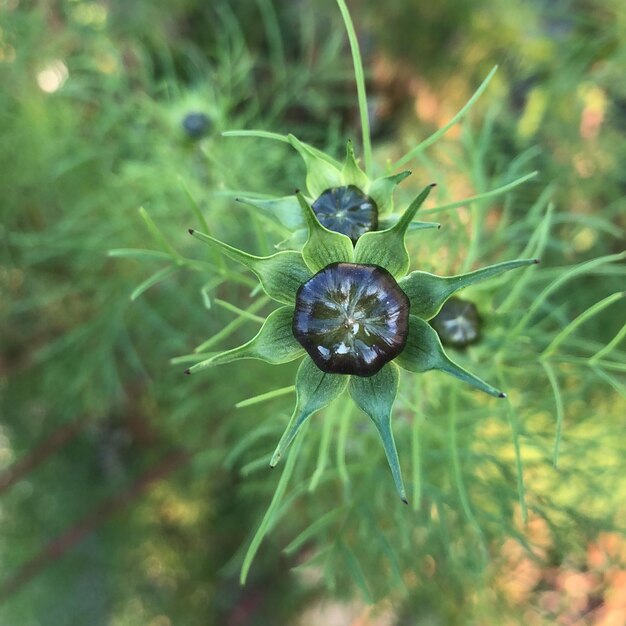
[182,112,212,139]
[431,297,481,348]
[312,186,378,243]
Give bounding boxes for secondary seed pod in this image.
[182,112,212,139]
[431,297,481,347]
[311,186,378,243]
[292,262,409,376]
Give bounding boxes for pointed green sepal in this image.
[185,307,303,374]
[342,140,369,188]
[354,184,435,278]
[349,363,407,502]
[236,196,304,231]
[288,134,343,198]
[399,258,539,320]
[367,170,412,213]
[297,192,354,272]
[189,229,312,304]
[395,316,505,398]
[270,357,348,466]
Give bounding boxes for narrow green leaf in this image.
[309,407,337,492]
[222,130,342,167]
[349,363,407,502]
[270,357,348,466]
[235,385,296,408]
[213,299,265,323]
[194,297,269,352]
[395,316,505,398]
[421,171,538,216]
[338,542,373,603]
[335,0,372,175]
[185,307,303,374]
[378,217,440,232]
[189,229,312,304]
[497,372,528,524]
[354,184,435,278]
[336,400,353,493]
[591,322,626,362]
[393,66,498,169]
[130,266,178,301]
[342,139,369,188]
[542,291,625,358]
[542,361,564,467]
[138,207,182,261]
[236,195,304,230]
[240,425,307,585]
[497,201,553,313]
[178,175,212,235]
[367,170,412,213]
[108,248,172,261]
[283,508,343,556]
[297,192,354,273]
[288,134,343,198]
[399,258,538,320]
[510,251,626,338]
[411,412,422,511]
[448,389,488,567]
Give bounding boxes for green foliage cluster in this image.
[0,0,624,624]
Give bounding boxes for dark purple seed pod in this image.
[182,112,212,139]
[292,263,410,377]
[311,186,378,243]
[431,297,481,348]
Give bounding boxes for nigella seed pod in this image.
[182,112,212,139]
[431,297,481,348]
[312,186,378,243]
[293,262,409,376]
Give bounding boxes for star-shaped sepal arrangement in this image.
[184,185,538,501]
[235,136,439,247]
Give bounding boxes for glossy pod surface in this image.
[293,263,409,376]
[312,186,378,243]
[431,297,480,347]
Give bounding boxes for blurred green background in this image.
[1,0,625,624]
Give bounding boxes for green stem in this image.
[335,0,372,175]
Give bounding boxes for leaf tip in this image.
[533,258,541,264]
[429,182,437,188]
[499,391,507,399]
[184,368,191,375]
[188,228,195,235]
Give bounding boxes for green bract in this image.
[184,187,537,502]
[235,136,439,249]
